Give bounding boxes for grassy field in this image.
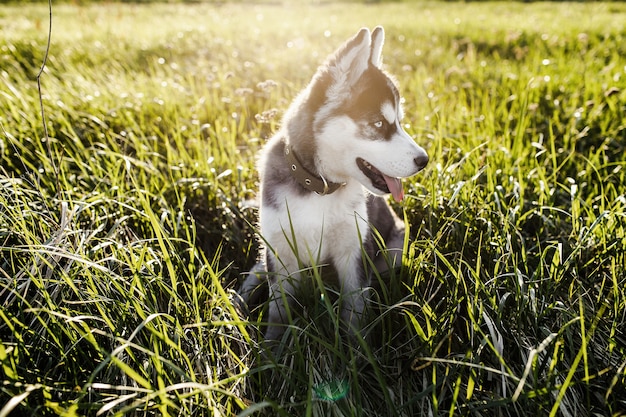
[1,1,625,416]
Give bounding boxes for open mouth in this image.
[356,157,404,201]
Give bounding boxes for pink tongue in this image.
[384,175,404,202]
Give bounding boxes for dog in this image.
[238,26,428,341]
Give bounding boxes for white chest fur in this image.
[260,181,369,276]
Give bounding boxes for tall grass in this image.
[1,2,625,416]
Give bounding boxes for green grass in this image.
[1,1,625,416]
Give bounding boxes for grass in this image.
[1,1,625,416]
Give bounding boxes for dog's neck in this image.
[284,144,345,195]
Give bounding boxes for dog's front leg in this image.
[237,260,266,312]
[265,275,298,341]
[335,251,369,336]
[265,250,301,341]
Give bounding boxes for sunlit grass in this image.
[1,1,625,416]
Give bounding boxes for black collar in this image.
[284,144,345,195]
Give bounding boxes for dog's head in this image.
[291,27,428,201]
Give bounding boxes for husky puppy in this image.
[239,27,428,341]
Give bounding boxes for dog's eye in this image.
[373,120,384,129]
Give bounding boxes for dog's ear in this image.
[327,27,372,89]
[370,26,385,68]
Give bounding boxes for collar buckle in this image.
[284,144,344,195]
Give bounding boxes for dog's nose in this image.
[414,154,428,171]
